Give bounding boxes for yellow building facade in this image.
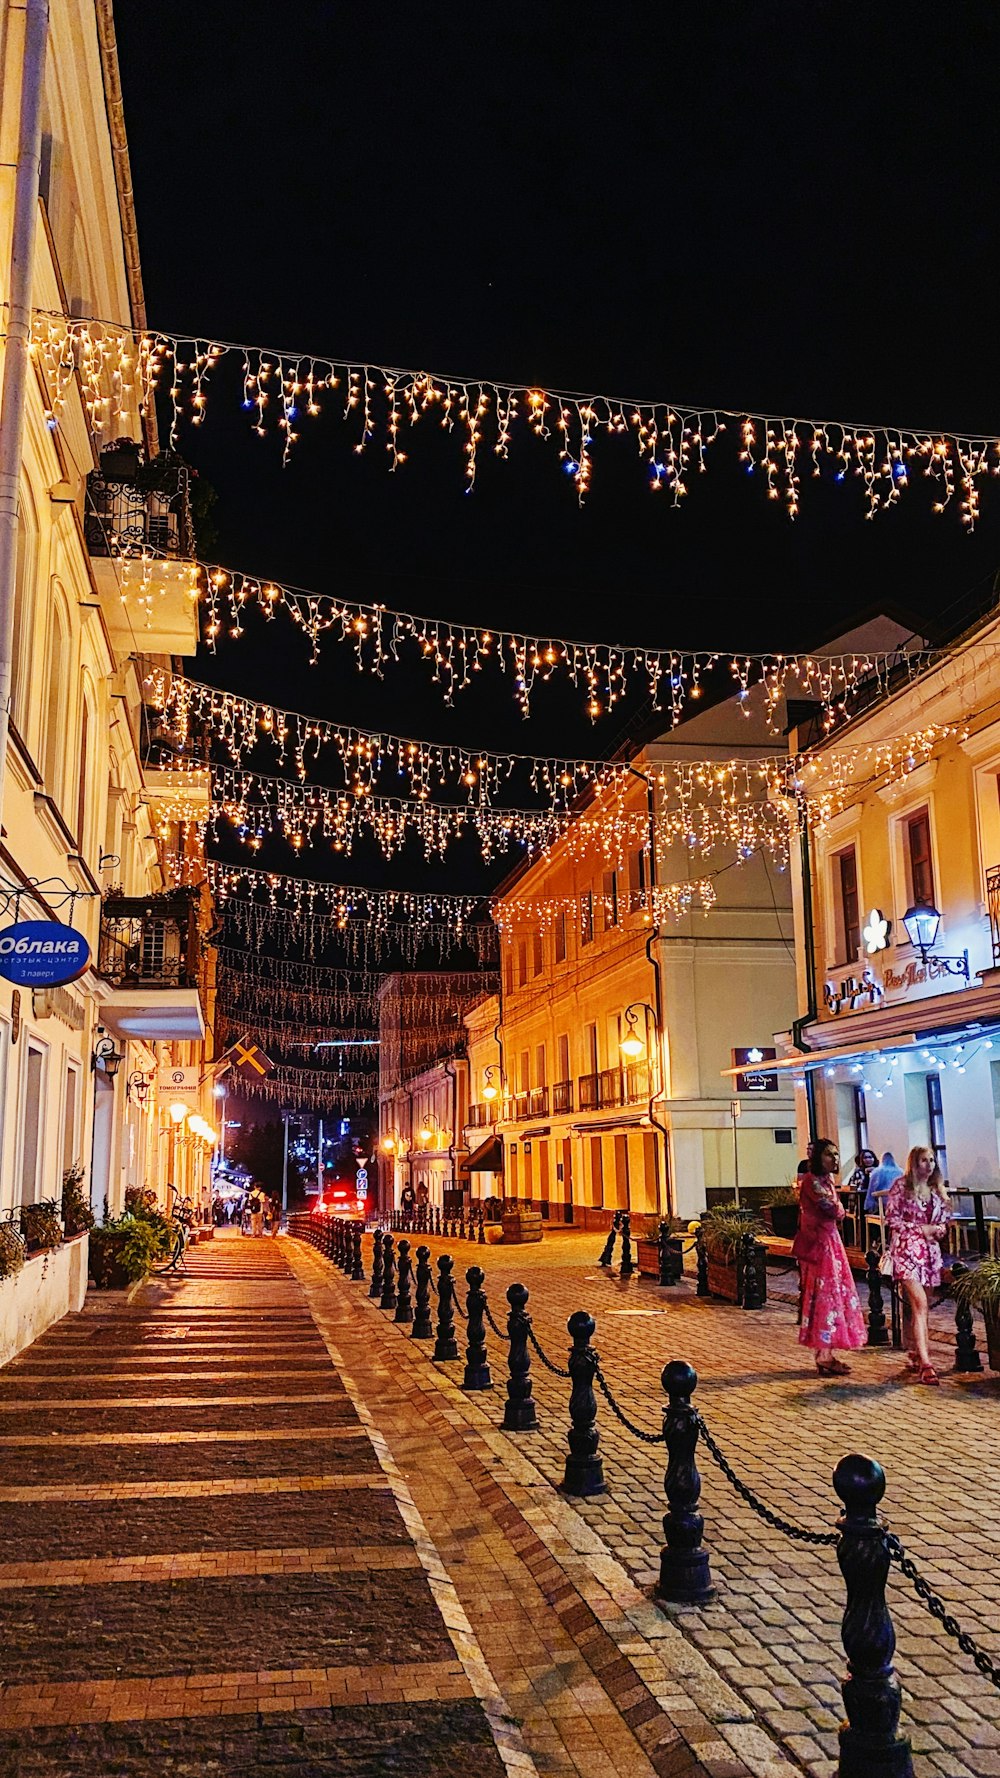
[478,694,799,1227]
[0,1,217,1254]
[782,606,1000,1191]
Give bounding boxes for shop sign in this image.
[883,956,970,993]
[732,1045,778,1092]
[157,1064,199,1105]
[824,967,884,1016]
[0,920,90,988]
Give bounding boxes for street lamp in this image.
[901,901,970,979]
[382,1127,402,1153]
[481,1064,503,1103]
[419,1112,441,1145]
[619,1003,655,1061]
[92,1035,122,1077]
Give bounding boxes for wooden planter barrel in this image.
[984,1304,1000,1371]
[636,1238,661,1278]
[706,1247,767,1306]
[501,1209,543,1244]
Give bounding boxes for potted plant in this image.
[62,1165,95,1237]
[19,1199,63,1254]
[88,1211,170,1289]
[702,1204,765,1303]
[951,1261,1000,1370]
[635,1215,662,1277]
[760,1183,800,1240]
[0,1220,27,1283]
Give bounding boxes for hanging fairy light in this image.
[32,308,1000,526]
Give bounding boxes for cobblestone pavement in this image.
[316,1224,1000,1778]
[0,1231,790,1778]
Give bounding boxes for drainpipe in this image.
[791,818,819,1143]
[626,764,673,1219]
[0,0,50,820]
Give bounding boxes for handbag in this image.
[878,1245,894,1277]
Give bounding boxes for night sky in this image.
[111,3,1000,1097]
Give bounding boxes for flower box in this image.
[501,1209,543,1244]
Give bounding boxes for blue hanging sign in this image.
[0,920,91,988]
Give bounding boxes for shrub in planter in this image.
[0,1220,27,1282]
[702,1205,766,1304]
[951,1260,1000,1370]
[20,1199,63,1254]
[62,1166,95,1237]
[760,1184,800,1239]
[89,1214,169,1289]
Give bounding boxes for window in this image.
[627,847,647,912]
[11,490,36,733]
[602,869,619,930]
[19,1039,48,1205]
[554,910,567,964]
[907,809,935,907]
[516,938,528,987]
[520,1050,530,1092]
[927,1073,948,1178]
[557,1033,570,1082]
[585,1022,598,1074]
[534,1044,546,1087]
[852,1083,869,1158]
[44,588,72,809]
[76,695,91,854]
[836,847,861,961]
[531,929,544,976]
[581,890,594,946]
[63,1062,81,1173]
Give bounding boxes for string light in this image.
[30,308,1000,526]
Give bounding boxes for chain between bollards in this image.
[696,1416,839,1547]
[887,1536,1000,1691]
[593,1366,662,1444]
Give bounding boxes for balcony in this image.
[85,443,200,657]
[988,865,1000,966]
[552,1079,573,1113]
[577,1064,651,1112]
[96,891,205,1041]
[467,1101,496,1129]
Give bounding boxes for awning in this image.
[467,1135,503,1172]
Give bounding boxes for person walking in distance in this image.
[791,1136,866,1377]
[269,1193,281,1236]
[247,1182,264,1239]
[884,1146,951,1385]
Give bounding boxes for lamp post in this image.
[901,902,970,979]
[619,1002,661,1215]
[481,1065,504,1114]
[213,1080,229,1165]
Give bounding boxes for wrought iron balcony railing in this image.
[578,1064,652,1111]
[85,442,196,561]
[97,891,201,989]
[552,1078,573,1113]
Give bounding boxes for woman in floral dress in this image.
[885,1147,950,1386]
[791,1136,866,1375]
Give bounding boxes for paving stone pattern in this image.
[0,1235,510,1778]
[375,1227,1000,1778]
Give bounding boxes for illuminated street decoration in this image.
[34,308,998,526]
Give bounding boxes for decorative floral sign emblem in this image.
[863,909,891,955]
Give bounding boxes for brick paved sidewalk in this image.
[314,1226,1000,1778]
[0,1229,792,1778]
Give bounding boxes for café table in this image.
[951,1187,1000,1257]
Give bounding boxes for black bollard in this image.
[340,1220,352,1273]
[433,1254,460,1360]
[889,1278,903,1351]
[598,1211,620,1267]
[658,1220,683,1287]
[434,1206,441,1236]
[478,1205,486,1244]
[561,1310,604,1496]
[656,1360,714,1604]
[351,1220,365,1281]
[369,1228,385,1299]
[394,1239,414,1324]
[458,1205,466,1240]
[412,1245,434,1338]
[619,1211,635,1278]
[695,1225,709,1297]
[379,1234,397,1311]
[502,1282,538,1431]
[951,1263,983,1373]
[740,1231,766,1310]
[833,1454,913,1778]
[865,1248,889,1347]
[462,1265,492,1390]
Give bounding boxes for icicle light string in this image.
[215,945,493,996]
[239,1074,375,1111]
[122,547,922,729]
[27,308,1000,526]
[218,897,500,966]
[149,670,963,828]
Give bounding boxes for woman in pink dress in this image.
[885,1147,950,1386]
[791,1136,866,1376]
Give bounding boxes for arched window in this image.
[76,690,93,857]
[11,485,37,734]
[43,583,73,810]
